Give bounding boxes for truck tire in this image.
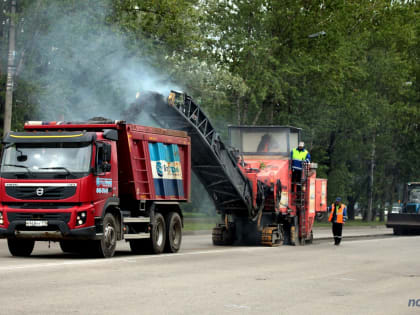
[150,212,166,254]
[164,212,182,253]
[92,213,118,258]
[7,239,35,257]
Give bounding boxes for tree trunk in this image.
[366,133,376,222]
[379,197,385,222]
[236,97,241,124]
[242,100,248,124]
[3,0,16,137]
[347,195,356,220]
[252,107,263,125]
[270,103,274,124]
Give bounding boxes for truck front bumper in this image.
[0,221,100,240]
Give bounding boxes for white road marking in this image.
[1,236,416,273]
[224,304,251,310]
[0,246,272,273]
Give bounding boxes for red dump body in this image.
[116,124,191,201]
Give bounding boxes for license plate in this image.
[25,220,48,227]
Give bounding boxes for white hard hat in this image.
[298,141,304,147]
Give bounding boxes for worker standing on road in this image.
[328,197,348,245]
[291,141,311,189]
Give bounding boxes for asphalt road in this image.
[0,233,418,315]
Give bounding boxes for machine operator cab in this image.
[228,125,301,158]
[403,182,420,214]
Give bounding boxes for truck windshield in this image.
[229,127,300,155]
[1,143,92,176]
[408,188,420,203]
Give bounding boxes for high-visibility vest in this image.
[292,148,309,161]
[292,148,309,170]
[328,203,346,223]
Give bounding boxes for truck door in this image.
[95,141,117,198]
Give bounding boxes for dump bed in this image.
[117,124,191,202]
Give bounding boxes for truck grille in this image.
[5,203,76,209]
[5,185,76,200]
[7,212,71,223]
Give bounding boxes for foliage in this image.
[0,0,419,221]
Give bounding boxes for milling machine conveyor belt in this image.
[130,91,256,218]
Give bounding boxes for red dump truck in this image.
[0,120,191,258]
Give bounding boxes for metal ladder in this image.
[130,127,155,203]
[297,163,310,243]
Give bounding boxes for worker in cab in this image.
[328,197,348,245]
[257,134,272,152]
[291,141,311,186]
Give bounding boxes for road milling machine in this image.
[126,91,328,246]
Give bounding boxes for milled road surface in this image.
[0,233,418,315]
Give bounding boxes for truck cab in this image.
[403,182,420,214]
[229,125,300,157]
[0,129,115,230]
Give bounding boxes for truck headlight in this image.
[76,211,87,226]
[0,212,3,225]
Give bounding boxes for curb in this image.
[183,229,393,240]
[315,233,392,241]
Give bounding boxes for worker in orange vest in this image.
[328,197,348,245]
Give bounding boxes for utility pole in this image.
[367,133,376,222]
[3,0,16,137]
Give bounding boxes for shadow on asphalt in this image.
[1,234,404,260]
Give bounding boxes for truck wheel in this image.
[7,239,35,257]
[92,213,117,258]
[164,212,182,253]
[150,212,166,254]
